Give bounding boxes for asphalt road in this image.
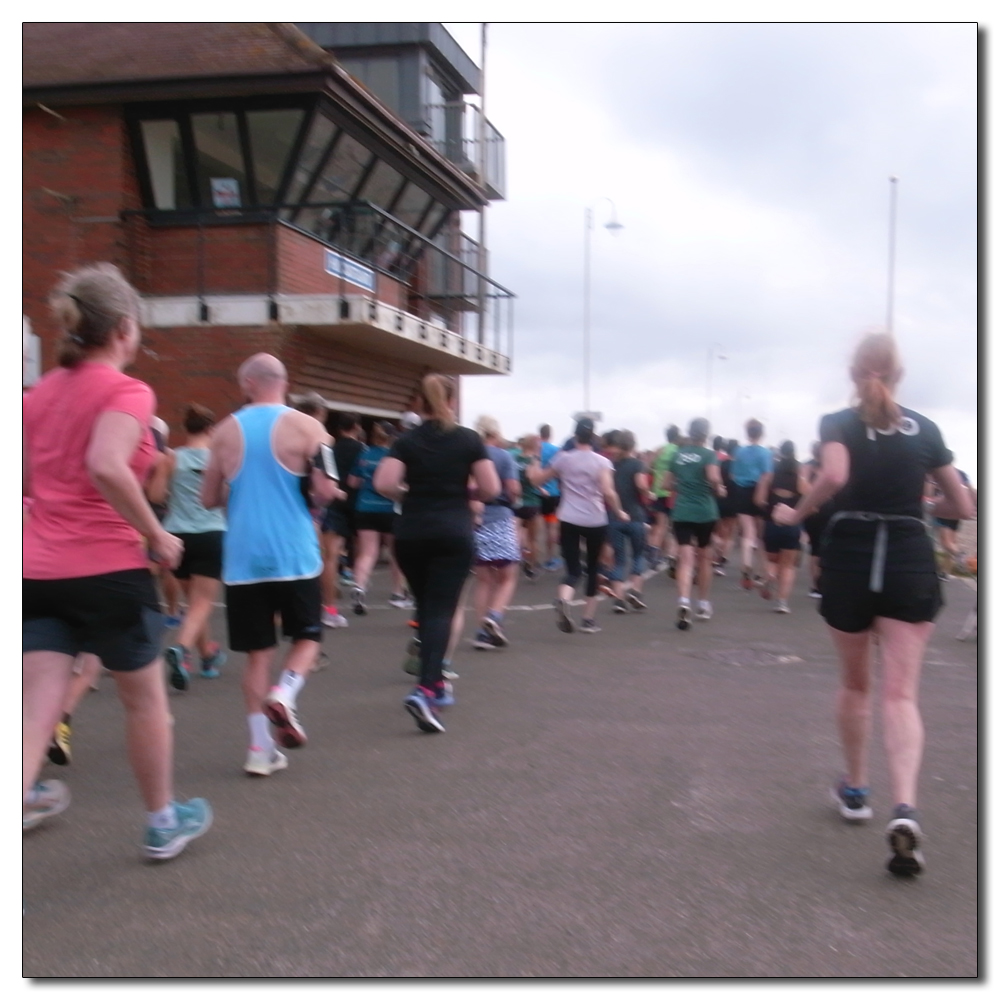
[23,563,979,978]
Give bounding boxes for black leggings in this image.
[559,521,608,597]
[394,535,474,689]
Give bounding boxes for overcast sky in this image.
[444,22,978,483]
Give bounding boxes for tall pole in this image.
[583,206,593,413]
[886,175,898,334]
[476,23,488,346]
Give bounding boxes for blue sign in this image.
[324,249,376,293]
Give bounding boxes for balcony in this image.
[421,102,506,200]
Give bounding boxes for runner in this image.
[373,374,500,733]
[23,262,211,859]
[528,418,628,635]
[538,424,562,570]
[201,354,340,775]
[729,418,773,590]
[648,425,681,573]
[161,404,228,689]
[773,332,973,876]
[801,442,832,599]
[606,430,649,613]
[346,420,408,613]
[930,468,975,580]
[712,438,740,576]
[470,416,522,650]
[753,440,809,613]
[511,434,544,580]
[664,418,726,629]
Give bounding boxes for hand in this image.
[772,503,798,527]
[151,528,184,570]
[717,485,728,497]
[617,509,631,522]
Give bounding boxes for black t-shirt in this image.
[331,436,364,513]
[389,421,488,540]
[819,406,952,572]
[613,456,647,522]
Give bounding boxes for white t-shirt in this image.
[549,448,613,527]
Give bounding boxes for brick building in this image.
[22,22,512,428]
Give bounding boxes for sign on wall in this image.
[210,178,241,208]
[324,249,376,293]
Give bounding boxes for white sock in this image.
[148,804,178,830]
[678,597,691,607]
[248,713,275,751]
[278,669,305,701]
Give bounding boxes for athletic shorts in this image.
[172,531,224,580]
[730,484,761,517]
[225,576,323,652]
[716,494,739,519]
[651,496,672,515]
[354,511,396,534]
[515,506,541,522]
[819,569,943,633]
[540,495,559,517]
[934,518,960,532]
[673,520,716,549]
[23,568,165,672]
[321,505,353,537]
[763,522,802,553]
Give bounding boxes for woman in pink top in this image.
[23,263,211,861]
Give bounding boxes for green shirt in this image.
[669,445,719,523]
[651,443,678,498]
[510,449,543,507]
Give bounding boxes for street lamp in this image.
[705,342,727,425]
[582,198,623,418]
[886,175,899,335]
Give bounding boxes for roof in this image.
[22,22,332,89]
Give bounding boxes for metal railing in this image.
[422,102,506,200]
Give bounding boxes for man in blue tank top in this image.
[202,354,341,776]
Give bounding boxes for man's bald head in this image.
[238,353,287,402]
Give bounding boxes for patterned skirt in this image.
[474,515,521,564]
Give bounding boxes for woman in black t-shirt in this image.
[373,374,499,734]
[774,333,973,877]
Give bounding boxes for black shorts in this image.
[763,522,802,553]
[673,520,716,549]
[716,493,739,519]
[172,531,224,580]
[803,512,831,556]
[354,511,396,534]
[651,496,671,515]
[730,484,761,517]
[322,505,354,537]
[540,495,559,517]
[23,568,165,672]
[819,569,943,633]
[225,576,323,652]
[515,506,540,522]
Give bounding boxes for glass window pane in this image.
[356,159,404,211]
[421,203,449,237]
[191,112,247,209]
[140,119,192,209]
[392,181,433,231]
[311,132,372,202]
[247,109,305,205]
[284,112,336,206]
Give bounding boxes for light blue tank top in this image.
[222,405,321,585]
[163,447,227,535]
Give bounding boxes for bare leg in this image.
[696,544,714,602]
[676,544,695,602]
[491,562,519,616]
[243,647,278,715]
[23,651,75,801]
[320,531,343,607]
[175,575,219,654]
[777,549,798,601]
[828,626,874,789]
[62,653,102,718]
[877,618,933,807]
[352,530,380,591]
[738,514,757,575]
[473,565,493,624]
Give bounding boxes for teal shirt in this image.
[669,445,719,523]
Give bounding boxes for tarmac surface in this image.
[23,562,979,978]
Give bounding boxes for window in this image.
[392,182,434,232]
[356,159,405,212]
[139,120,192,209]
[311,131,372,202]
[247,109,305,205]
[284,112,336,207]
[191,112,248,208]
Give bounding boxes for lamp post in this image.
[886,175,899,335]
[705,342,727,426]
[582,198,623,419]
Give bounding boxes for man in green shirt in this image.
[648,425,681,572]
[665,418,725,630]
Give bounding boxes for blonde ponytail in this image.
[850,332,902,430]
[419,374,457,431]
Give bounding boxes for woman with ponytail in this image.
[774,332,973,877]
[373,375,500,733]
[23,263,211,861]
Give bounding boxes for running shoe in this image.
[809,588,822,599]
[613,598,630,614]
[442,668,460,680]
[543,558,561,572]
[430,681,455,708]
[555,597,575,633]
[695,601,713,621]
[322,606,349,628]
[143,798,212,861]
[473,629,497,650]
[23,779,70,831]
[388,593,414,609]
[626,590,647,611]
[403,637,421,675]
[831,778,873,822]
[741,569,753,591]
[200,643,226,679]
[482,615,509,647]
[351,586,367,616]
[404,687,445,733]
[579,619,602,634]
[886,804,925,876]
[164,645,191,692]
[775,600,791,614]
[47,721,72,766]
[339,568,355,587]
[244,747,289,777]
[523,563,538,581]
[676,603,692,631]
[263,687,307,749]
[163,613,183,629]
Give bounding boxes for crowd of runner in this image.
[23,263,976,888]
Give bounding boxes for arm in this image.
[633,470,649,503]
[774,442,848,525]
[145,448,174,508]
[752,472,771,510]
[929,465,975,521]
[600,466,629,521]
[707,462,726,496]
[372,456,407,502]
[526,459,556,488]
[505,477,522,506]
[471,458,501,503]
[86,411,182,569]
[200,421,231,511]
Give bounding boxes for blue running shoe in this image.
[164,614,183,629]
[143,798,213,861]
[200,643,226,679]
[832,778,873,822]
[164,646,190,692]
[431,681,455,709]
[23,779,70,831]
[404,688,445,733]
